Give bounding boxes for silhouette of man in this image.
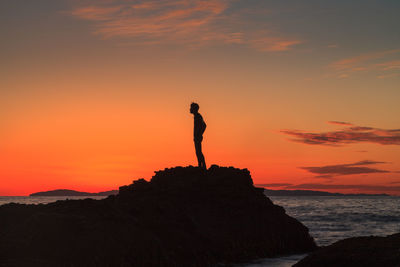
[190,102,206,169]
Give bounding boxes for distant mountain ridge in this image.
[31,188,390,197]
[30,189,119,197]
[262,188,390,197]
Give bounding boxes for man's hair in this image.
[191,102,199,112]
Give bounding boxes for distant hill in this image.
[30,189,119,197]
[31,188,390,197]
[262,188,390,197]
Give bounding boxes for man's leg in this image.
[195,140,202,167]
[195,140,206,169]
[199,141,206,169]
[201,151,206,170]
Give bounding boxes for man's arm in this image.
[194,115,201,137]
[201,120,206,134]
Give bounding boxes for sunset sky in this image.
[1,0,400,196]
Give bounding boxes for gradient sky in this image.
[1,0,400,196]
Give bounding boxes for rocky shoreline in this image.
[294,233,400,267]
[0,165,316,267]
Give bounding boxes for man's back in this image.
[194,113,206,140]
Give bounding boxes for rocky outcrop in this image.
[294,233,400,267]
[0,165,316,267]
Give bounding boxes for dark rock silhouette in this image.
[30,189,118,196]
[0,165,316,267]
[294,233,400,267]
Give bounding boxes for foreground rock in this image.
[294,233,400,267]
[0,165,316,267]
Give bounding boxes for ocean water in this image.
[0,196,107,206]
[2,195,400,266]
[238,195,400,266]
[269,195,400,247]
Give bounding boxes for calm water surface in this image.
[270,195,400,246]
[0,196,107,206]
[239,195,400,266]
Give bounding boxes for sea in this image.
[1,195,400,266]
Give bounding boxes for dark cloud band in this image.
[299,160,390,178]
[281,122,400,146]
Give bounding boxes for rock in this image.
[294,233,400,267]
[0,165,316,267]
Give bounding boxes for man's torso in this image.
[194,113,205,141]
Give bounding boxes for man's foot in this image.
[197,165,207,171]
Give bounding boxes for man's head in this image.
[190,102,199,114]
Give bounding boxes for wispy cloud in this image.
[71,1,228,39]
[299,160,390,178]
[375,60,400,71]
[280,121,400,146]
[68,0,302,51]
[329,49,400,79]
[377,73,400,79]
[331,49,400,70]
[327,121,353,126]
[249,37,302,52]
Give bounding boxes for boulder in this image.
[294,233,400,267]
[0,165,316,267]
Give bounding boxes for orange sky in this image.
[1,0,400,195]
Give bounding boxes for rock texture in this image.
[0,165,316,267]
[294,233,400,267]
